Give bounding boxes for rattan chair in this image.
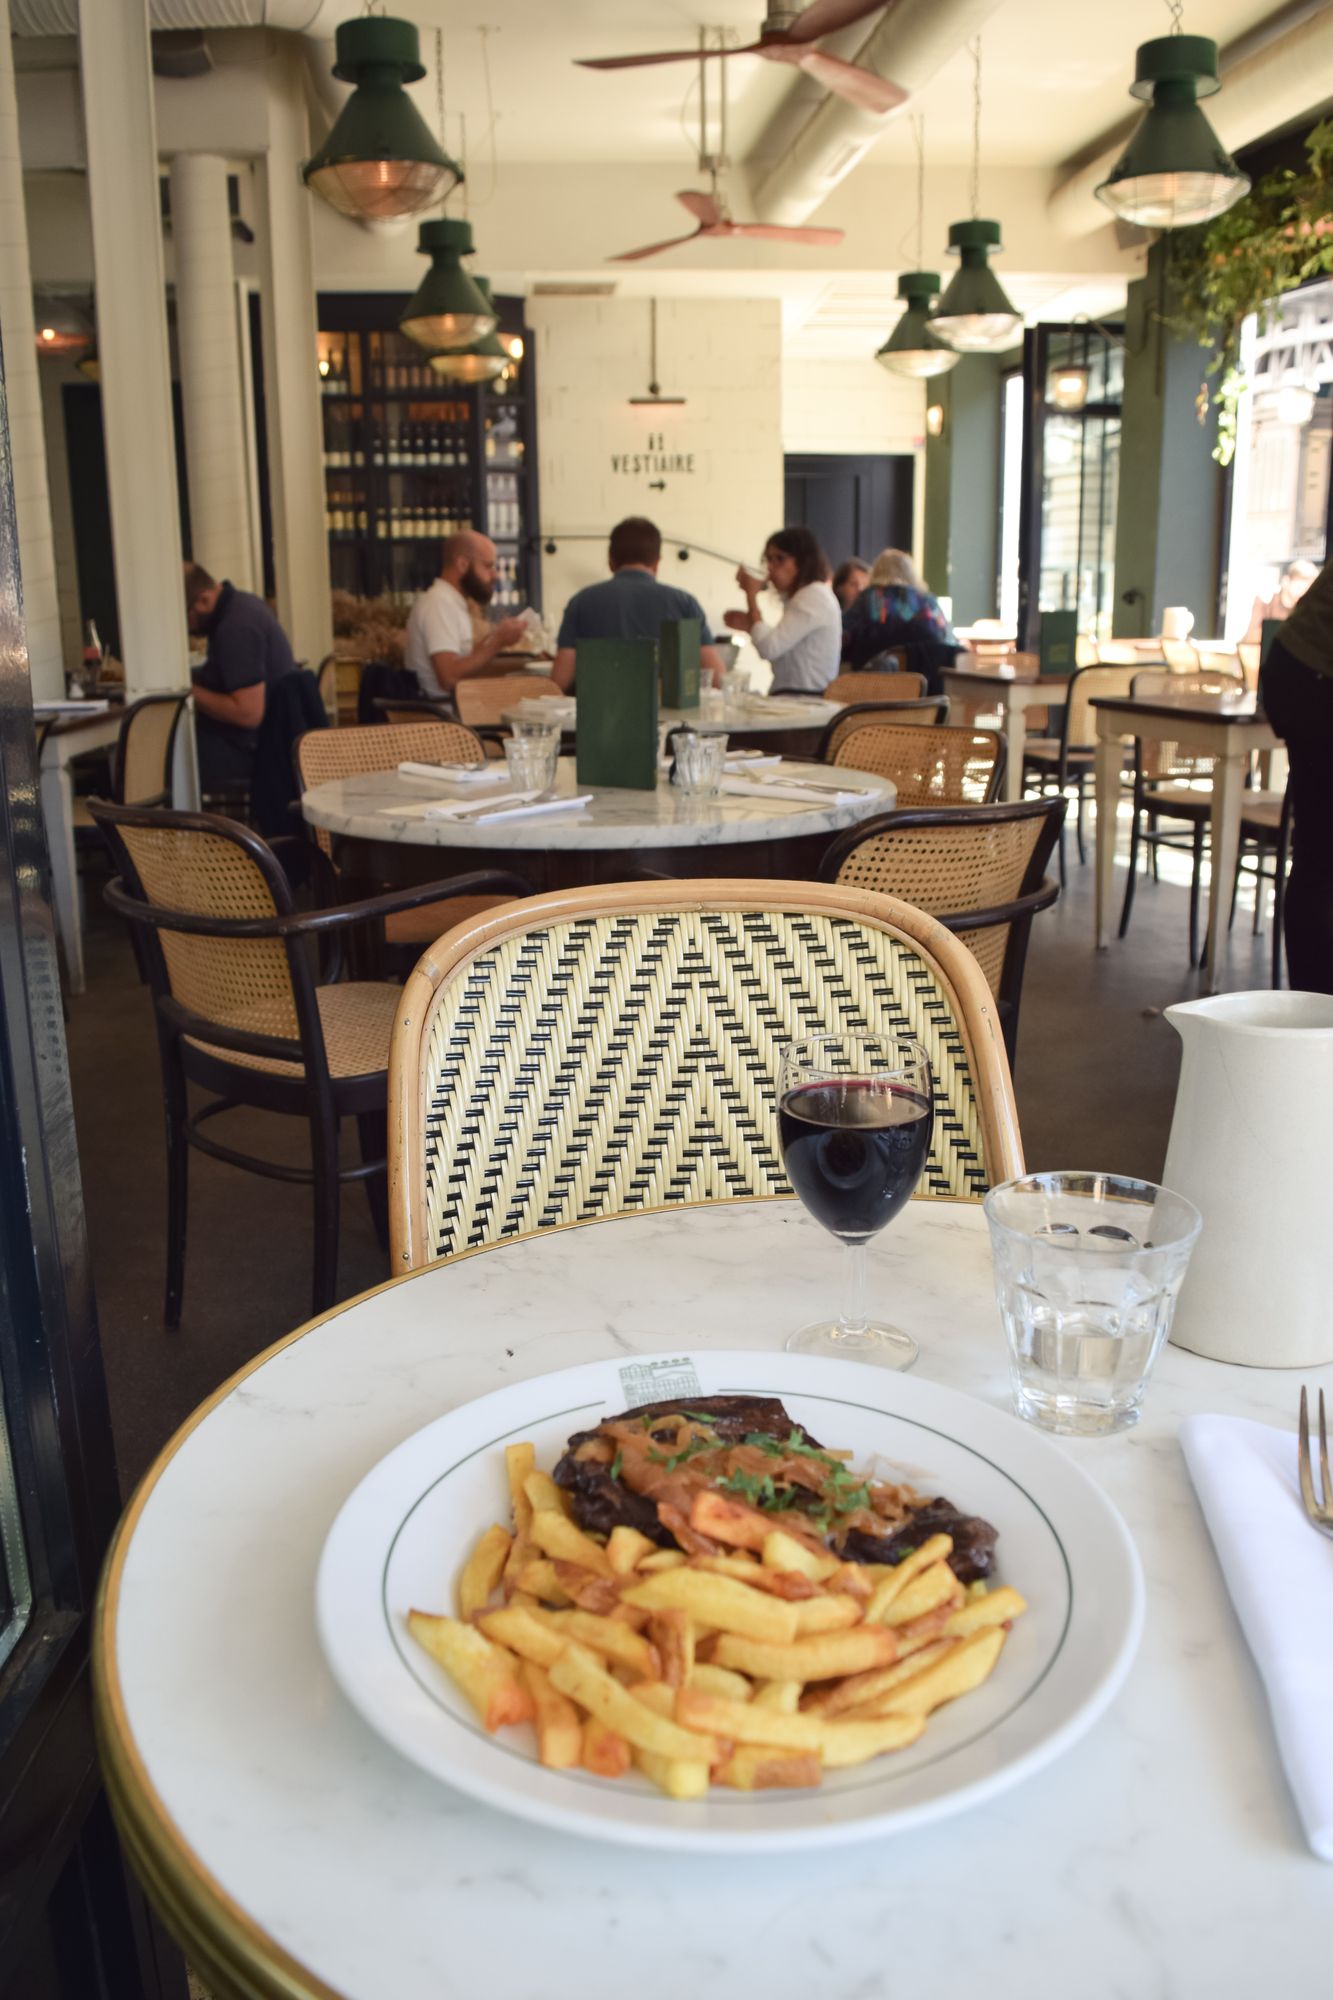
[91,799,529,1326]
[73,692,188,839]
[1022,662,1139,882]
[387,879,1023,1273]
[294,721,518,950]
[825,670,927,706]
[454,674,564,728]
[817,699,949,763]
[829,721,1005,805]
[818,799,1065,1067]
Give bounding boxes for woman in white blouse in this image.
[724,528,842,694]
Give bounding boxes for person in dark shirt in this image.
[185,563,296,788]
[1258,555,1333,990]
[552,518,724,693]
[841,547,960,692]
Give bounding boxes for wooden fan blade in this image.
[793,49,908,113]
[727,224,846,245]
[785,0,887,45]
[577,42,762,71]
[608,228,705,263]
[676,190,724,226]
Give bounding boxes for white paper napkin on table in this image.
[396,760,504,785]
[423,791,592,825]
[1181,1412,1333,1859]
[723,752,781,772]
[720,773,865,807]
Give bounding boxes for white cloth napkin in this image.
[396,761,504,785]
[734,695,820,719]
[720,773,864,807]
[1181,1412,1333,1860]
[421,791,592,824]
[724,753,781,772]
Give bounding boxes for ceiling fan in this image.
[578,2,909,117]
[610,38,846,262]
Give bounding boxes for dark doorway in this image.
[782,453,914,571]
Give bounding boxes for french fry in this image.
[637,1549,688,1573]
[761,1529,840,1583]
[649,1609,695,1688]
[523,1468,569,1517]
[751,1680,802,1714]
[828,1562,873,1603]
[530,1510,614,1578]
[514,1557,574,1606]
[865,1536,954,1622]
[690,1554,818,1601]
[549,1643,722,1764]
[505,1442,535,1536]
[688,1490,771,1551]
[807,1640,958,1718]
[791,1594,863,1636]
[712,1627,898,1684]
[582,1716,632,1778]
[942,1586,1028,1637]
[866,1627,1006,1718]
[502,1533,533,1593]
[520,1659,581,1769]
[457,1523,513,1619]
[607,1525,657,1575]
[407,1612,534,1732]
[676,1687,923,1764]
[551,1560,624,1613]
[536,1608,660,1678]
[476,1604,565,1670]
[687,1661,753,1702]
[816,1712,926,1767]
[876,1561,963,1629]
[622,1570,801,1646]
[630,1685,711,1799]
[714,1744,821,1790]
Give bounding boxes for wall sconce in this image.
[926,403,945,438]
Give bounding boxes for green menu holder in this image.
[1039,609,1078,675]
[659,617,701,710]
[575,638,659,791]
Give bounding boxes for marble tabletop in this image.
[501,696,845,737]
[301,758,895,851]
[99,1201,1331,2000]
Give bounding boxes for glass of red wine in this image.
[777,1032,934,1368]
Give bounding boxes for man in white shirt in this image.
[405,532,528,695]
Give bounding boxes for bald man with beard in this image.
[404,531,529,695]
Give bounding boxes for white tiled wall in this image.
[782,356,926,459]
[528,297,783,641]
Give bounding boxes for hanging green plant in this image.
[1166,118,1333,464]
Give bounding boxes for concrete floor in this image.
[65,825,1276,1497]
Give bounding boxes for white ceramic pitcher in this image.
[1162,990,1333,1367]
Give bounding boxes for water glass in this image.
[503,733,559,793]
[984,1172,1201,1436]
[673,730,728,798]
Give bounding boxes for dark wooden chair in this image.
[90,799,529,1328]
[1022,662,1139,884]
[818,797,1066,1069]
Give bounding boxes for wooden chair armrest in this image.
[105,869,533,941]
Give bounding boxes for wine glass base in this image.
[784,1320,918,1370]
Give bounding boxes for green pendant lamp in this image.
[877,273,959,378]
[429,279,510,382]
[931,42,1022,355]
[1096,34,1249,230]
[304,17,461,223]
[400,217,497,353]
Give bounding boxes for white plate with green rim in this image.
[315,1351,1142,1852]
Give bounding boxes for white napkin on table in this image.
[720,773,865,807]
[423,791,592,824]
[723,752,781,772]
[396,760,504,785]
[1181,1412,1333,1860]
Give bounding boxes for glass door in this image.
[1018,324,1124,645]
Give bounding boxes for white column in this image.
[170,152,252,593]
[256,48,331,667]
[79,0,188,697]
[0,0,66,701]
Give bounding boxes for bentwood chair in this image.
[816,699,950,763]
[1234,784,1292,988]
[387,879,1022,1272]
[454,674,565,729]
[829,720,1006,805]
[818,798,1066,1068]
[825,670,927,706]
[91,800,530,1325]
[1022,662,1139,882]
[73,691,188,841]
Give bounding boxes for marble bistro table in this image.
[501,694,846,762]
[300,757,895,896]
[93,1200,1331,1999]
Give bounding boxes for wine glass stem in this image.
[840,1241,869,1338]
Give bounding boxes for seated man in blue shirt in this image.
[185,563,296,790]
[551,517,725,693]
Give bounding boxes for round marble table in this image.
[96,1201,1331,2000]
[301,757,894,895]
[502,695,843,760]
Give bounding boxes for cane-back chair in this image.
[825,670,926,707]
[829,721,1005,805]
[72,691,188,839]
[819,799,1065,1067]
[454,675,565,728]
[92,799,529,1326]
[817,699,949,763]
[388,879,1022,1273]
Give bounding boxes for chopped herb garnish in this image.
[610,1450,623,1482]
[891,1545,917,1564]
[665,1437,715,1472]
[831,1482,872,1514]
[674,1413,722,1430]
[781,1430,841,1468]
[740,1432,787,1457]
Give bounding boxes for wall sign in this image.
[611,431,696,476]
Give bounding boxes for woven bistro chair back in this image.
[388,879,1022,1272]
[296,721,485,856]
[1062,662,1141,749]
[118,692,187,806]
[830,721,1005,805]
[825,670,926,706]
[1131,669,1238,782]
[819,799,1064,1007]
[819,699,949,763]
[454,675,565,728]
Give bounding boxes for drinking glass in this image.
[777,1033,934,1368]
[984,1172,1201,1435]
[503,733,559,793]
[673,730,728,798]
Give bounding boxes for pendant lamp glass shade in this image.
[1048,363,1090,411]
[34,296,92,356]
[304,18,461,223]
[931,220,1022,354]
[875,272,960,379]
[400,217,498,353]
[1096,36,1249,230]
[428,279,509,382]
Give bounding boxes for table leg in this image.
[1093,730,1122,950]
[40,755,84,995]
[1203,750,1246,992]
[1003,691,1024,804]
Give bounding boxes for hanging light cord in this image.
[1165,0,1185,32]
[896,113,926,266]
[473,26,500,206]
[969,38,982,220]
[434,26,453,212]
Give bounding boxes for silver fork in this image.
[1297,1386,1333,1537]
